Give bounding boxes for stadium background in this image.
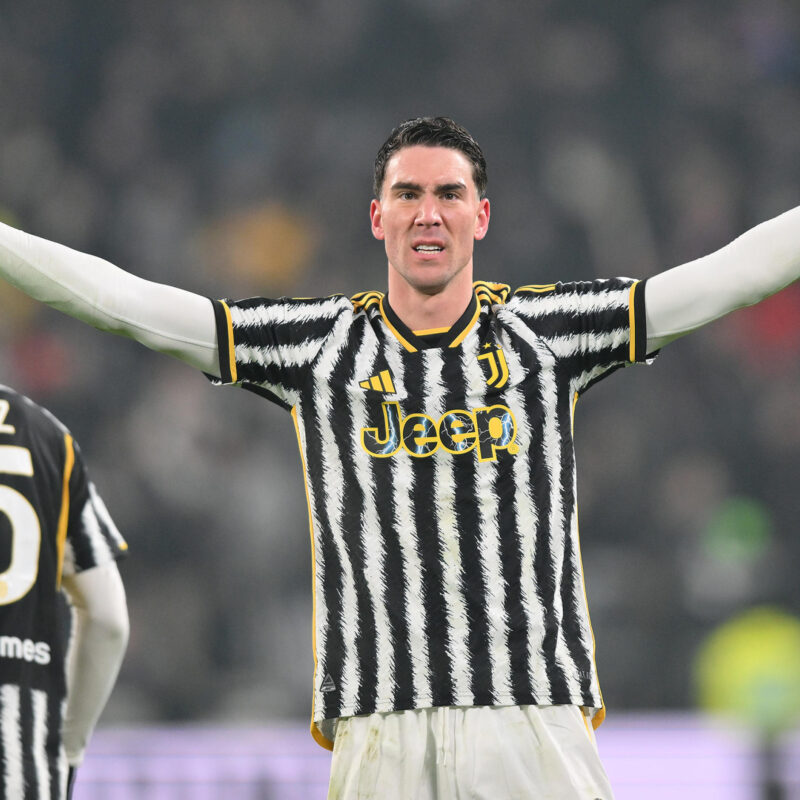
[1,0,799,796]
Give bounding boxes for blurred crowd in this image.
[0,0,799,725]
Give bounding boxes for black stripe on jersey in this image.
[20,689,36,800]
[495,444,534,703]
[411,451,453,706]
[226,296,349,346]
[408,350,453,707]
[444,357,490,705]
[302,399,345,722]
[555,380,595,701]
[524,357,571,702]
[483,317,535,702]
[455,482,490,704]
[45,687,64,800]
[333,327,380,715]
[374,451,414,710]
[542,310,629,345]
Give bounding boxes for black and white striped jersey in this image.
[0,386,127,799]
[210,278,651,749]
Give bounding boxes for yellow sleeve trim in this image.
[55,433,76,589]
[221,301,238,382]
[628,281,639,363]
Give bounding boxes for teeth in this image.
[415,245,442,251]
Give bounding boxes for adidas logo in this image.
[359,369,395,394]
[320,673,336,693]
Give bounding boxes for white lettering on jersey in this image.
[0,401,15,435]
[0,636,51,665]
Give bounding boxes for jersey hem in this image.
[314,693,604,727]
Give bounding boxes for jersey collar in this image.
[380,292,481,352]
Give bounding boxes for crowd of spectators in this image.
[0,0,798,725]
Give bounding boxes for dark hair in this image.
[373,116,487,199]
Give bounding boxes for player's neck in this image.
[387,270,474,333]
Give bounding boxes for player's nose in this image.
[415,195,442,225]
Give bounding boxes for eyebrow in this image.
[390,181,467,194]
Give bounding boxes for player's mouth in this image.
[412,242,445,258]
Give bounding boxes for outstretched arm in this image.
[646,206,800,352]
[60,562,129,767]
[0,222,220,376]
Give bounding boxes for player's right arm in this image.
[0,221,221,376]
[645,205,800,352]
[60,562,129,769]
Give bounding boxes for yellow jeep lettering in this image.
[361,402,517,462]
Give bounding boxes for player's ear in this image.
[474,198,490,241]
[370,199,385,241]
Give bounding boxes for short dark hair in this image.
[373,117,487,199]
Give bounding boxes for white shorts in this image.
[327,704,614,800]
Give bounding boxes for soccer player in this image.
[0,116,798,798]
[0,385,129,800]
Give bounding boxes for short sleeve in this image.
[61,439,127,577]
[508,278,653,392]
[207,294,353,410]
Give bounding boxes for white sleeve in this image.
[60,562,129,767]
[646,205,800,352]
[0,221,221,376]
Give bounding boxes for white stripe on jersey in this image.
[80,500,115,567]
[236,339,326,371]
[350,334,395,709]
[463,349,513,701]
[384,344,431,706]
[1,684,24,799]
[573,359,628,393]
[502,341,552,700]
[508,315,583,697]
[231,296,346,329]
[32,690,50,800]
[314,329,361,712]
[535,343,584,697]
[425,349,472,701]
[542,329,630,360]
[511,287,628,318]
[296,412,331,704]
[88,483,126,552]
[568,376,607,700]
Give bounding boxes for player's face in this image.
[370,145,490,296]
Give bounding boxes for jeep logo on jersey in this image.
[361,401,518,461]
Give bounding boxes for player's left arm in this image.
[646,205,800,352]
[60,562,129,768]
